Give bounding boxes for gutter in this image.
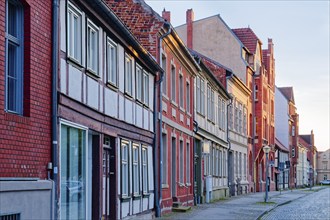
[155,22,172,218]
[51,0,59,219]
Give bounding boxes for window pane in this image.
[87,22,98,73]
[143,72,149,105]
[136,67,142,101]
[8,2,17,37]
[162,55,166,94]
[67,4,81,63]
[60,124,87,220]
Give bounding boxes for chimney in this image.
[162,8,171,23]
[186,9,194,49]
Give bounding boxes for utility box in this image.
[205,175,212,203]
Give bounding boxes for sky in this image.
[145,0,330,151]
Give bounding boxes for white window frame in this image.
[121,140,129,197]
[5,0,24,114]
[67,1,82,64]
[218,96,221,128]
[87,19,99,74]
[143,70,149,106]
[106,37,118,86]
[142,146,148,194]
[136,64,143,102]
[222,100,226,130]
[207,85,211,120]
[125,53,133,96]
[132,143,140,196]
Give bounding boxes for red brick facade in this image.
[0,0,52,179]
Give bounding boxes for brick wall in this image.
[0,0,52,179]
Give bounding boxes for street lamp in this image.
[263,145,271,203]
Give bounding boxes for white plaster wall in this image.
[275,87,290,147]
[68,65,82,101]
[87,77,99,110]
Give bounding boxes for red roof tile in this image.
[232,27,261,54]
[104,0,165,58]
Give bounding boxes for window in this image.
[234,103,238,131]
[5,0,24,114]
[142,146,148,194]
[212,147,217,176]
[239,152,242,177]
[211,90,214,121]
[87,20,99,74]
[107,38,117,86]
[244,153,247,179]
[291,147,295,158]
[171,65,176,102]
[60,123,87,219]
[218,97,221,128]
[186,82,190,113]
[207,85,214,121]
[162,134,167,185]
[291,126,295,137]
[143,71,149,106]
[239,104,242,133]
[222,100,226,130]
[136,65,143,101]
[121,140,129,197]
[186,143,190,183]
[229,104,233,129]
[125,54,133,95]
[179,74,183,108]
[322,162,327,170]
[201,79,205,115]
[324,175,328,180]
[254,85,258,101]
[223,151,227,176]
[197,77,205,115]
[67,2,82,63]
[162,55,167,94]
[179,140,184,183]
[219,150,223,176]
[243,108,247,135]
[132,144,139,196]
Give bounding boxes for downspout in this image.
[226,94,233,193]
[154,22,171,218]
[51,0,59,219]
[251,72,256,192]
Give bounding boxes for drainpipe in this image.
[154,21,171,218]
[51,0,59,219]
[226,94,233,194]
[251,72,256,192]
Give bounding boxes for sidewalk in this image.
[160,186,326,220]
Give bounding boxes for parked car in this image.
[320,179,330,185]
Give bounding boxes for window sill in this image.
[162,184,169,189]
[197,112,205,118]
[124,93,134,101]
[67,57,83,69]
[121,196,131,202]
[185,183,191,187]
[162,94,169,101]
[132,195,141,200]
[171,101,178,107]
[179,107,185,113]
[106,82,119,91]
[86,69,100,81]
[143,193,151,198]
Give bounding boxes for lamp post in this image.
[263,145,271,203]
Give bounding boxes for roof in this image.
[104,0,201,72]
[86,0,162,73]
[278,87,295,104]
[299,135,311,146]
[189,49,231,99]
[275,138,289,152]
[232,27,262,54]
[104,0,164,58]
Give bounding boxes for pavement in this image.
[160,186,327,220]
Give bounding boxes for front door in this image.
[171,137,177,198]
[102,136,116,220]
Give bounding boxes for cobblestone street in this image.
[262,187,330,220]
[161,187,329,220]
